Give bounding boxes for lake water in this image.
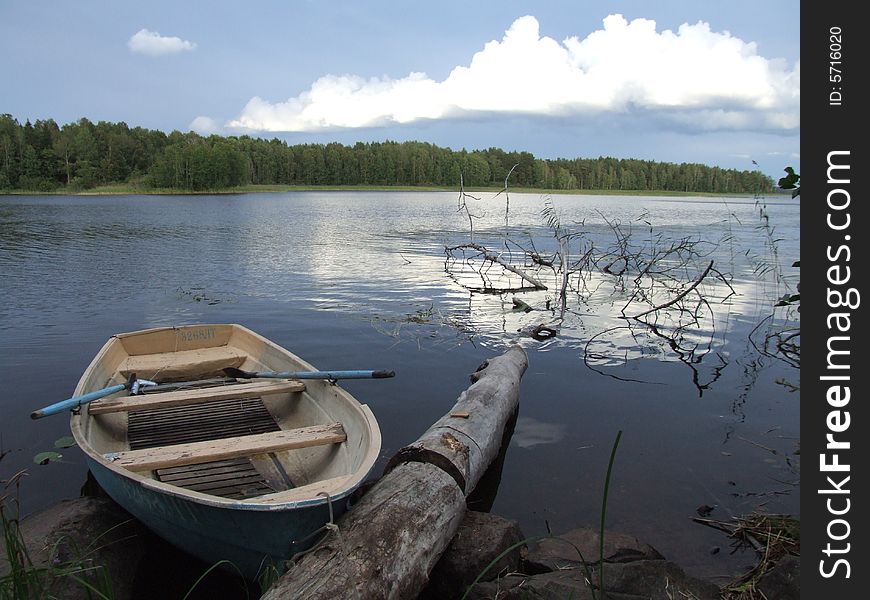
[0,191,799,581]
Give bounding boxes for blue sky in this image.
[1,1,799,179]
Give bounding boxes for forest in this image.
[0,114,774,194]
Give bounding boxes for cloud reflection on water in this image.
[512,417,568,448]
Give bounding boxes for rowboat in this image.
[61,324,382,580]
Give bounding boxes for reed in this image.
[1,469,114,600]
[460,430,623,600]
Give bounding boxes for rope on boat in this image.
[284,492,362,598]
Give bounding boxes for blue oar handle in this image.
[224,367,395,380]
[274,370,395,380]
[31,374,136,420]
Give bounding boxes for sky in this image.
[1,1,800,179]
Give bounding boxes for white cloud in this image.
[128,29,196,56]
[189,116,221,135]
[227,15,799,133]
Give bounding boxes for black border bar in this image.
[803,3,867,597]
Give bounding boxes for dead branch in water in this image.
[456,173,483,243]
[492,162,519,234]
[632,260,715,320]
[443,170,762,390]
[446,242,548,290]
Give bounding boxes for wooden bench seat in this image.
[89,379,305,415]
[117,346,247,380]
[106,422,347,472]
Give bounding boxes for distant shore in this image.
[1,183,786,198]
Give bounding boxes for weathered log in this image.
[386,345,528,494]
[262,345,529,600]
[466,407,518,512]
[261,462,465,600]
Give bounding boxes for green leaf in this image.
[792,260,800,267]
[511,298,533,313]
[778,166,800,190]
[55,436,76,449]
[34,451,63,465]
[775,294,800,307]
[791,188,801,198]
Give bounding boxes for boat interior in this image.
[75,326,378,503]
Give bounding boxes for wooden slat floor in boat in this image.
[156,458,276,499]
[128,396,283,499]
[128,397,281,450]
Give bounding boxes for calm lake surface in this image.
[0,191,799,580]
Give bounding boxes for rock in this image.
[465,527,719,600]
[523,527,664,574]
[592,559,720,600]
[467,559,719,600]
[465,571,599,600]
[421,511,526,600]
[756,555,800,600]
[1,496,151,600]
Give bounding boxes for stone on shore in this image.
[756,554,800,600]
[464,527,719,600]
[421,511,526,600]
[1,497,150,600]
[523,527,664,573]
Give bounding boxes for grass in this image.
[1,469,115,600]
[694,513,799,599]
[1,464,251,600]
[598,430,622,598]
[460,430,623,600]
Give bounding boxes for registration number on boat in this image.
[176,327,216,343]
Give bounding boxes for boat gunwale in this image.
[70,324,382,512]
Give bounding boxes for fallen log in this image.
[386,345,527,494]
[262,345,528,600]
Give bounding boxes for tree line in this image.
[0,114,774,193]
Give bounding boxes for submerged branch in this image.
[447,242,548,290]
[631,260,715,320]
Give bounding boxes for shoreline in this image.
[1,183,786,198]
[7,493,799,600]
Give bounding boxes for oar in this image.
[31,374,137,420]
[134,377,236,394]
[223,367,395,381]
